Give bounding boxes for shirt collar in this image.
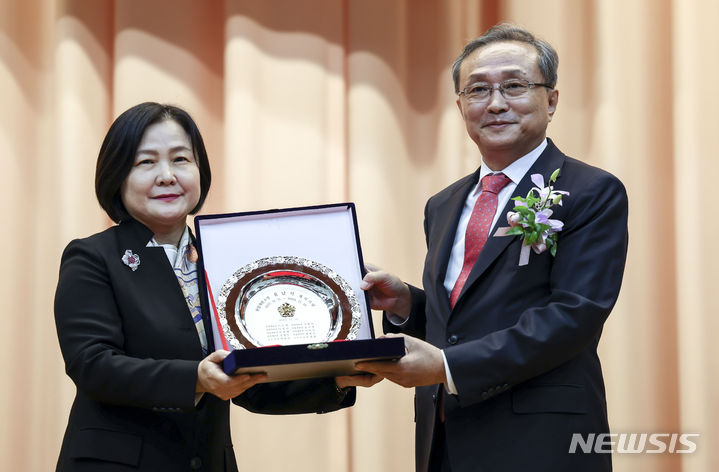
[475,138,547,193]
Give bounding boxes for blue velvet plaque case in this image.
[194,203,405,382]
[221,338,405,381]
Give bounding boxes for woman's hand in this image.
[196,350,267,401]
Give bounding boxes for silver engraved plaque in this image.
[216,257,362,349]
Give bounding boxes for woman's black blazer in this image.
[54,219,353,472]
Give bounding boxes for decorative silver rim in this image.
[215,256,362,349]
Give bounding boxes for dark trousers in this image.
[428,413,451,472]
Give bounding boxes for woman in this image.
[54,102,374,471]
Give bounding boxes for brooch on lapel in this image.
[122,249,141,271]
[494,168,569,266]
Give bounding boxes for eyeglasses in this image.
[458,79,553,102]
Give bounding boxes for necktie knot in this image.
[481,173,512,195]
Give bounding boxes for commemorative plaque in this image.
[194,203,405,382]
[216,256,362,349]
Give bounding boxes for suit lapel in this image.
[115,220,195,331]
[427,171,479,309]
[453,140,567,308]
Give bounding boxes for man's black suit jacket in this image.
[386,139,628,472]
[55,219,353,472]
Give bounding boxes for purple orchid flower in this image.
[535,209,564,232]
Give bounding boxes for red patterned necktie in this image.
[449,173,512,308]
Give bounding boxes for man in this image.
[357,24,628,472]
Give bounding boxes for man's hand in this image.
[334,373,384,389]
[355,334,446,388]
[196,350,267,401]
[360,264,412,319]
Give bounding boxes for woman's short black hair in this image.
[95,102,212,223]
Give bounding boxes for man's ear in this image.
[547,88,559,121]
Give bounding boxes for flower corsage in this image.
[495,168,569,266]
